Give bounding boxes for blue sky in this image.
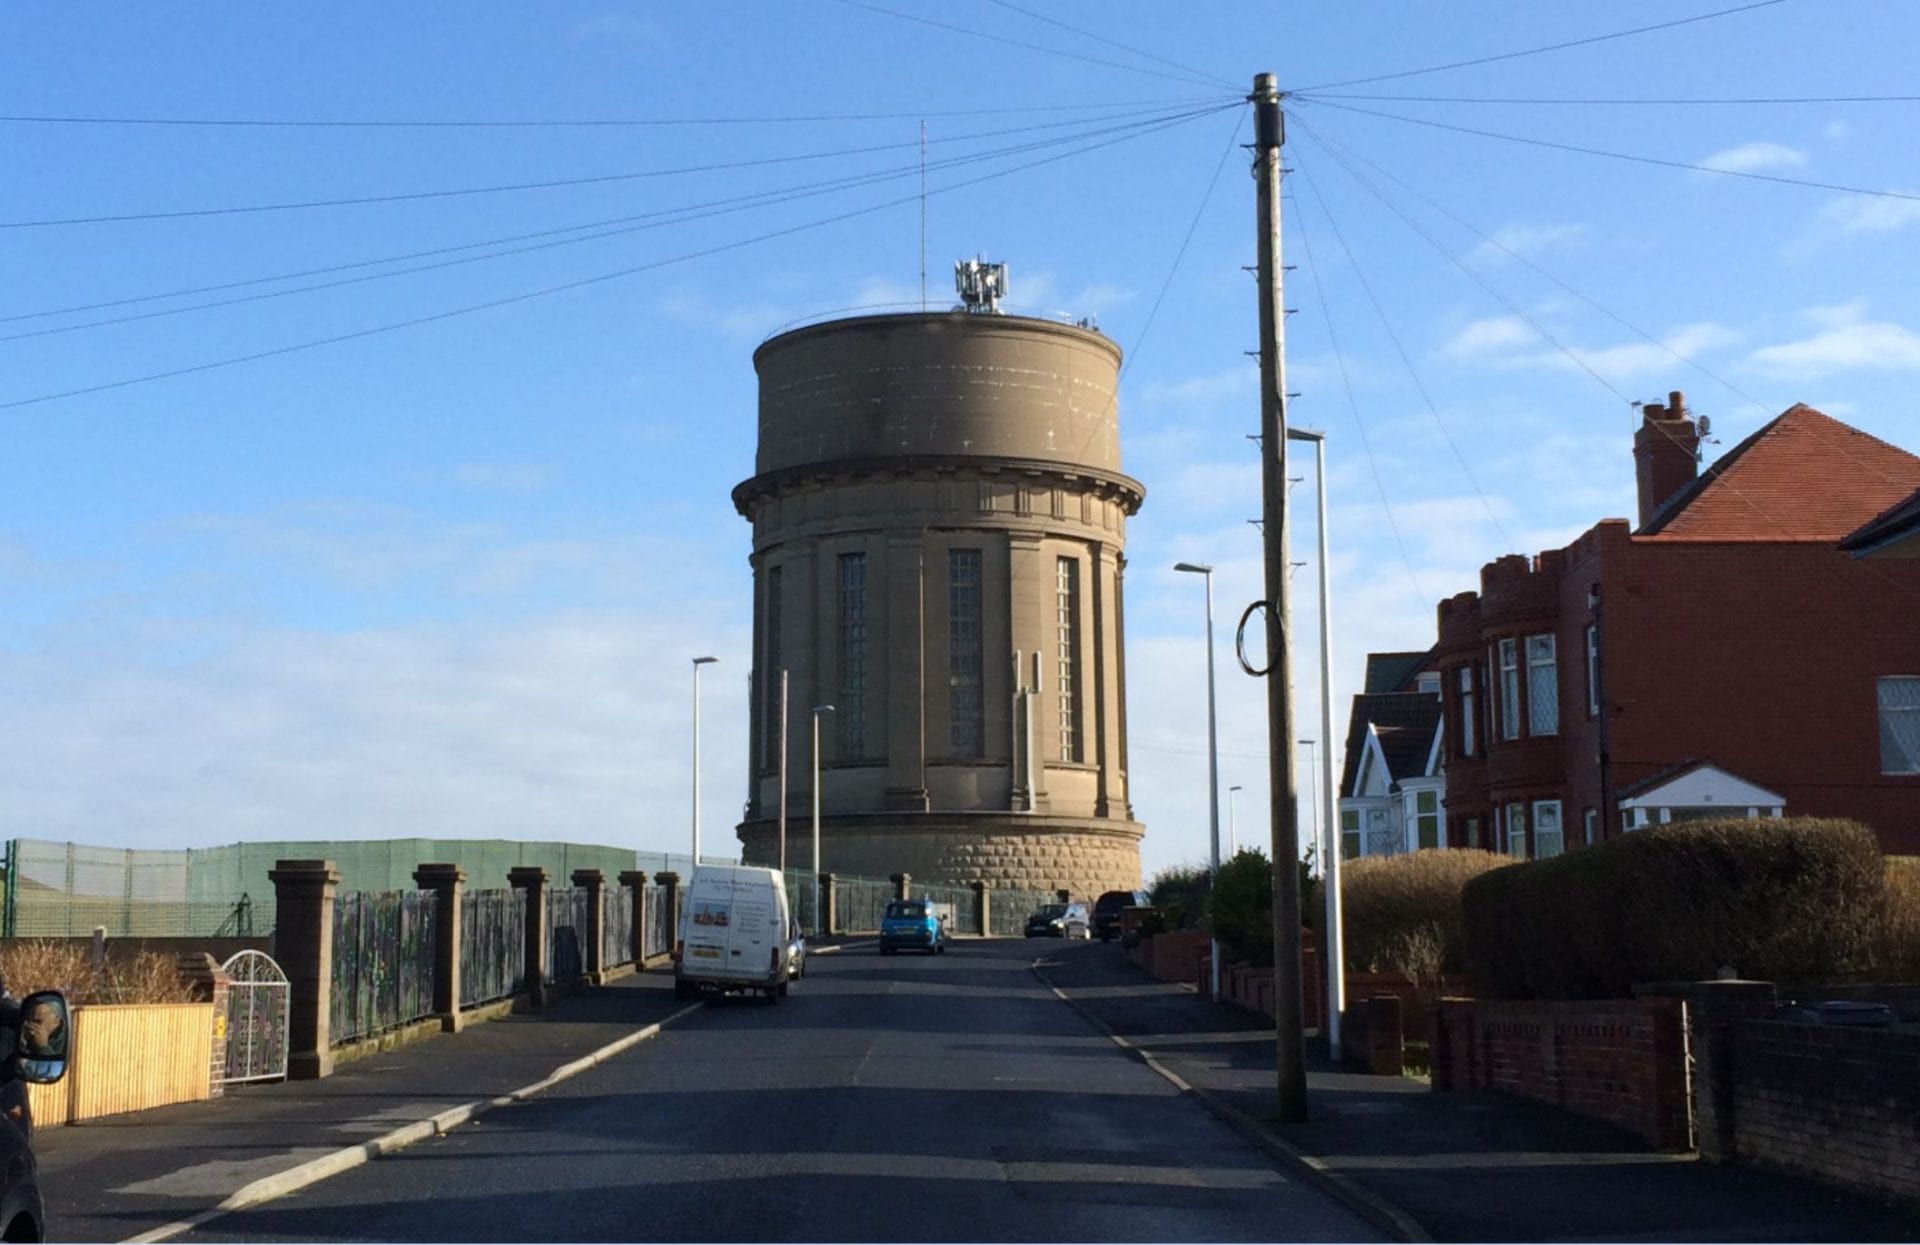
[5,3,1919,880]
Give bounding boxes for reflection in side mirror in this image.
[15,991,69,1085]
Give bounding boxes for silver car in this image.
[787,918,808,980]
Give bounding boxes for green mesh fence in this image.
[1,837,708,938]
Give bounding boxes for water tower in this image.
[732,261,1146,896]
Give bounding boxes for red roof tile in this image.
[1639,405,1920,541]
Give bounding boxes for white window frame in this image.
[1527,633,1559,737]
[1498,639,1520,741]
[1505,801,1527,857]
[1457,666,1476,757]
[1880,675,1920,776]
[1534,800,1564,858]
[1340,809,1361,860]
[1583,807,1597,846]
[1414,789,1441,850]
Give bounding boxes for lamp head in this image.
[811,704,835,715]
[1173,561,1213,576]
[692,656,719,666]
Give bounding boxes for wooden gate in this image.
[220,949,289,1084]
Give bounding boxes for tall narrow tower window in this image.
[948,549,984,755]
[837,552,867,757]
[763,564,783,766]
[1057,556,1082,762]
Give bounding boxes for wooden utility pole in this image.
[1252,71,1309,1122]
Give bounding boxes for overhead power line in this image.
[825,0,1230,90]
[1297,91,1920,106]
[1,103,1236,411]
[0,96,1230,129]
[1293,97,1920,205]
[0,104,1227,231]
[1289,0,1789,93]
[981,0,1239,91]
[1,107,1232,342]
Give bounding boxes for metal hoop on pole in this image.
[1235,600,1271,677]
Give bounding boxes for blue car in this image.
[878,898,945,955]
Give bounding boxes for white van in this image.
[673,865,793,1002]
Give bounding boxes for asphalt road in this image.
[178,939,1382,1243]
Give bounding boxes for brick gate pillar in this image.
[619,870,649,964]
[1684,979,1777,1161]
[573,869,607,985]
[412,863,465,1032]
[655,871,682,957]
[268,859,341,1081]
[891,872,912,902]
[818,873,836,935]
[176,953,232,1096]
[971,880,988,937]
[508,867,550,1010]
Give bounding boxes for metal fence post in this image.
[413,864,465,1032]
[268,859,341,1080]
[508,867,549,1010]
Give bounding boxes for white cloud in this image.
[1697,142,1808,174]
[1439,316,1536,360]
[1747,301,1920,377]
[1470,222,1586,264]
[1815,194,1920,236]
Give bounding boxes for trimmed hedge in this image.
[1876,857,1920,982]
[1462,817,1885,999]
[1341,849,1507,988]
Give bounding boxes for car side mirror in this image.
[13,991,69,1085]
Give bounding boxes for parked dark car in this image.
[0,990,73,1243]
[1024,902,1089,939]
[1093,889,1151,942]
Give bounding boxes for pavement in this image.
[36,941,873,1243]
[34,936,1918,1243]
[1036,942,1920,1243]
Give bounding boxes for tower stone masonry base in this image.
[739,815,1143,898]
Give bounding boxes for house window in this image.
[1415,790,1440,850]
[1880,676,1920,775]
[1417,672,1441,695]
[1340,809,1361,860]
[1534,800,1564,858]
[1464,816,1481,850]
[1583,807,1597,846]
[1457,666,1476,757]
[1498,639,1520,740]
[1505,802,1527,857]
[1527,634,1558,736]
[1056,556,1083,762]
[1585,624,1600,718]
[763,564,783,764]
[948,550,984,755]
[1366,806,1395,857]
[837,553,866,758]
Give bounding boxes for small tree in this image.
[1149,861,1212,930]
[1206,848,1274,966]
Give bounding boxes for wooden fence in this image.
[28,1002,215,1126]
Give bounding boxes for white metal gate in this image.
[220,949,290,1085]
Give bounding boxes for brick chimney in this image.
[1633,389,1700,529]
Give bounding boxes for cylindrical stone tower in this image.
[732,307,1147,897]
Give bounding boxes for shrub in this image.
[1206,849,1276,966]
[1149,862,1211,930]
[0,940,198,1006]
[1462,817,1885,999]
[1341,849,1507,993]
[1874,858,1920,982]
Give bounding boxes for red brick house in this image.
[1432,391,1920,857]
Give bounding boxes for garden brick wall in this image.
[1431,996,1690,1150]
[1720,1020,1920,1204]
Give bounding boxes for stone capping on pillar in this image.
[619,870,650,965]
[891,872,912,902]
[413,863,467,1033]
[655,871,682,958]
[818,873,837,936]
[268,859,342,1081]
[1055,888,1071,904]
[572,869,607,984]
[508,867,550,1010]
[970,880,988,937]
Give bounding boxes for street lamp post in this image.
[1228,785,1243,855]
[1287,424,1343,1052]
[691,656,719,865]
[810,704,835,929]
[1173,561,1222,1004]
